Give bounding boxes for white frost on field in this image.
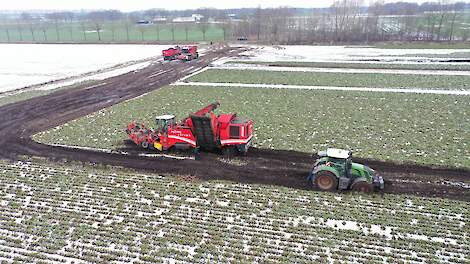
[0,44,172,93]
[35,61,152,91]
[215,64,470,76]
[172,81,470,96]
[238,45,470,63]
[177,66,209,82]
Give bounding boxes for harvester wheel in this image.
[351,179,373,193]
[141,141,149,149]
[222,146,237,159]
[314,171,338,191]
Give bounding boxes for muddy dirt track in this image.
[0,46,469,201]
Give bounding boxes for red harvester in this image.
[162,45,199,61]
[162,46,181,61]
[126,102,253,155]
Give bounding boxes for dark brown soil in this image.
[0,46,468,201]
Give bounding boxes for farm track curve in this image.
[0,46,468,201]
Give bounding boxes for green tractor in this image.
[308,148,384,192]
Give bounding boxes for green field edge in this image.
[226,61,470,71]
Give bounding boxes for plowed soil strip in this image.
[0,46,468,201]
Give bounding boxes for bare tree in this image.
[436,0,452,41]
[198,22,209,41]
[366,1,384,42]
[155,23,160,41]
[331,0,364,42]
[21,12,36,41]
[80,22,87,41]
[170,23,176,41]
[265,8,291,43]
[46,12,64,41]
[424,5,440,41]
[5,27,11,42]
[221,21,232,41]
[183,23,190,41]
[108,10,123,42]
[87,11,107,41]
[40,23,48,41]
[253,6,262,41]
[138,25,146,41]
[124,17,131,42]
[15,20,23,41]
[448,9,459,42]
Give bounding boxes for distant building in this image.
[153,17,167,23]
[173,14,204,23]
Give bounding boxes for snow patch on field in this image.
[0,44,172,93]
[172,81,470,95]
[35,61,152,91]
[238,45,470,63]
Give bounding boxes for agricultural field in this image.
[0,159,468,263]
[187,69,470,90]
[0,22,224,43]
[33,84,470,169]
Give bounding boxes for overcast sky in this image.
[0,0,432,11]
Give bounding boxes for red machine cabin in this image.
[177,45,199,61]
[126,102,253,155]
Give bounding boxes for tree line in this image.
[1,1,469,43]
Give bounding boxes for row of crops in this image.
[33,85,470,168]
[187,69,470,90]
[0,160,468,263]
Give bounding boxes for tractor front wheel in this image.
[351,180,373,193]
[314,171,338,191]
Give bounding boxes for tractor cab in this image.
[155,115,175,133]
[317,148,352,178]
[309,148,384,192]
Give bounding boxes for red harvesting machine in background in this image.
[177,45,199,61]
[162,46,181,61]
[162,45,199,61]
[126,102,253,155]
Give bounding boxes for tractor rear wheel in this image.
[314,171,338,191]
[351,180,373,193]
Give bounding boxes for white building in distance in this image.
[173,14,204,23]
